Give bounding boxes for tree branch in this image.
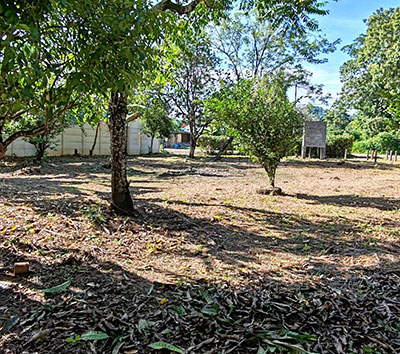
[153,0,212,14]
[126,112,142,123]
[4,125,49,148]
[5,110,27,122]
[3,99,76,148]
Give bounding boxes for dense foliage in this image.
[212,9,339,83]
[334,6,400,152]
[0,0,85,156]
[197,135,233,154]
[353,132,400,154]
[326,133,354,158]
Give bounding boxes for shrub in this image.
[197,135,233,154]
[353,132,400,153]
[26,127,63,161]
[326,133,354,158]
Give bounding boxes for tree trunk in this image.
[108,92,134,214]
[35,142,47,162]
[89,122,100,156]
[188,109,197,158]
[0,142,6,159]
[150,136,154,154]
[189,134,196,158]
[264,162,278,188]
[212,136,234,161]
[268,172,275,187]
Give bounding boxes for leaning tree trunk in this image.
[212,136,234,161]
[89,122,100,156]
[35,142,47,162]
[108,92,134,214]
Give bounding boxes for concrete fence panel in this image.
[6,120,159,157]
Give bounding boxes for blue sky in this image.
[301,0,399,106]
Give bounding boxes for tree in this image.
[322,106,352,133]
[211,10,339,81]
[0,1,84,158]
[26,126,64,162]
[164,30,219,158]
[2,0,331,213]
[340,7,400,134]
[207,75,303,190]
[208,10,337,159]
[139,94,174,153]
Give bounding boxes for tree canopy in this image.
[340,7,400,134]
[212,9,339,81]
[1,0,333,212]
[206,74,303,189]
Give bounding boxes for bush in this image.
[326,133,354,158]
[197,135,233,154]
[25,127,63,161]
[353,132,400,153]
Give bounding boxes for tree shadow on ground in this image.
[282,158,400,170]
[0,175,161,225]
[1,158,400,353]
[130,155,258,174]
[142,197,399,261]
[1,172,399,273]
[295,193,400,211]
[0,156,112,175]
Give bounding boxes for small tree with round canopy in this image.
[206,74,304,192]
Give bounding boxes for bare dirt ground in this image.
[0,154,399,353]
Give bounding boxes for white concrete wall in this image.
[7,138,37,157]
[6,120,160,157]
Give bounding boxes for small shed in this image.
[166,130,191,148]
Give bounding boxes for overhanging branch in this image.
[153,0,212,14]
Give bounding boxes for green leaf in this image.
[286,331,317,343]
[41,280,71,293]
[66,334,81,343]
[81,331,109,341]
[270,340,317,354]
[148,341,185,353]
[201,304,219,316]
[161,328,172,335]
[198,288,213,303]
[257,346,267,354]
[172,305,187,316]
[112,340,124,354]
[0,316,19,334]
[138,319,152,332]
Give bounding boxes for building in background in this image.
[166,124,190,148]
